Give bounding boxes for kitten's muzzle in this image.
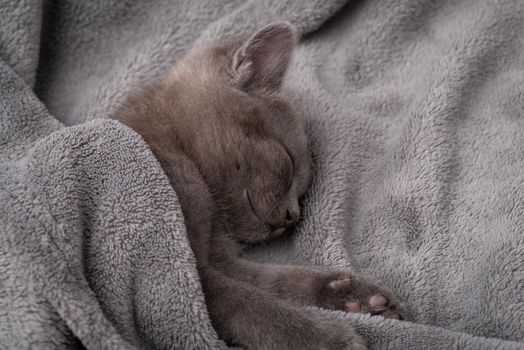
[268,205,300,234]
[244,189,300,232]
[284,207,299,227]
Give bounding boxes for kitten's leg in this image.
[201,266,366,350]
[211,253,409,320]
[157,153,363,347]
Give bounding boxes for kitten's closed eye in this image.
[244,189,260,223]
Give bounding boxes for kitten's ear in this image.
[232,22,296,93]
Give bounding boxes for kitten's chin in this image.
[233,226,275,245]
[237,227,292,245]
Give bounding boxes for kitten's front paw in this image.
[316,273,409,320]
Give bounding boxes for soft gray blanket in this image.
[1,0,523,349]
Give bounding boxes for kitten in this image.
[115,23,407,350]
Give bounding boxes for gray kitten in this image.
[115,23,407,350]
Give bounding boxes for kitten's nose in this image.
[283,206,300,228]
[267,199,300,231]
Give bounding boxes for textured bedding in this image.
[1,0,523,349]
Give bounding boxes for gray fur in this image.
[114,23,405,349]
[1,0,524,349]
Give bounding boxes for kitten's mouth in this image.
[270,227,286,239]
[273,227,286,236]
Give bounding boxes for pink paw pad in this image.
[369,295,388,308]
[345,301,361,313]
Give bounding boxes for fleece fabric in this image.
[1,0,523,349]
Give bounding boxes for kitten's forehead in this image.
[158,34,306,187]
[168,45,230,87]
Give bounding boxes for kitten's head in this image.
[174,23,312,243]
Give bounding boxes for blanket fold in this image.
[1,0,523,349]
